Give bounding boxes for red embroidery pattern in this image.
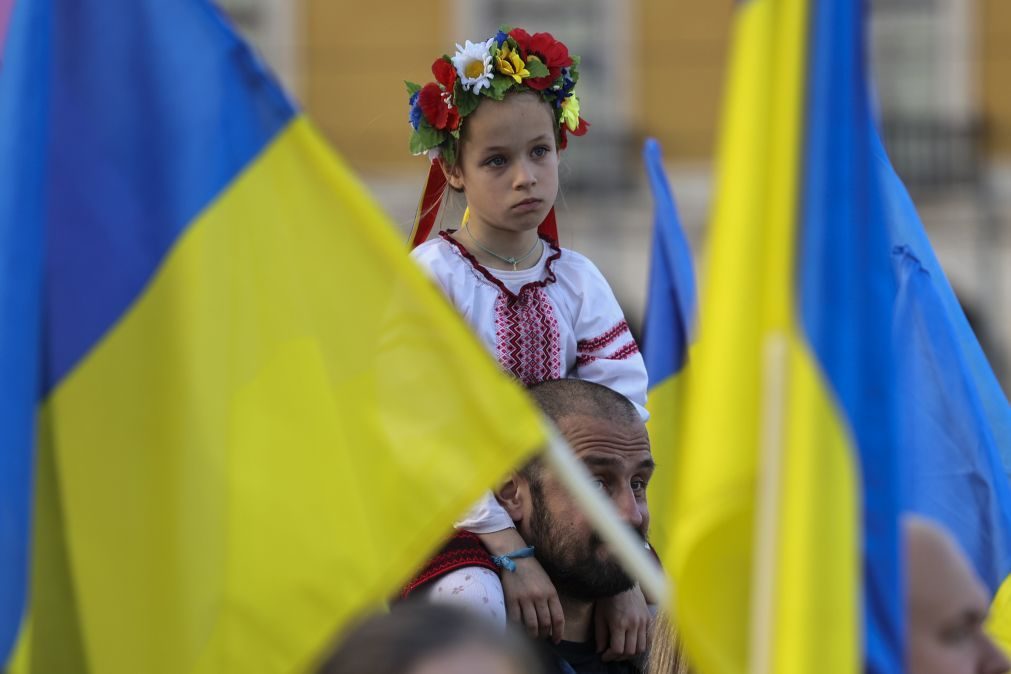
[494,287,562,385]
[401,531,497,599]
[576,320,631,353]
[439,230,561,301]
[576,340,641,368]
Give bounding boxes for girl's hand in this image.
[500,555,565,642]
[476,528,565,641]
[594,585,651,661]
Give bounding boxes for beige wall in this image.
[301,1,452,172]
[637,0,732,160]
[301,2,733,172]
[981,0,1011,156]
[302,2,1011,169]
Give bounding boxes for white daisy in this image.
[452,38,495,95]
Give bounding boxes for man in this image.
[906,514,1010,674]
[402,379,656,673]
[496,379,656,673]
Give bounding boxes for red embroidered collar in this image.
[439,230,562,303]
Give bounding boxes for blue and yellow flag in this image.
[0,1,545,672]
[641,138,697,558]
[877,130,1011,640]
[667,1,903,672]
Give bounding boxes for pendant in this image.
[506,257,519,270]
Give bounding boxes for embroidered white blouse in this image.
[411,232,649,534]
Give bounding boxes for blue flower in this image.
[551,72,575,109]
[495,30,509,47]
[409,90,422,129]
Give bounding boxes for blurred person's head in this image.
[905,515,1010,674]
[318,602,545,674]
[497,379,652,603]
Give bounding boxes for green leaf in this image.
[570,55,581,67]
[442,142,457,167]
[455,89,481,117]
[405,81,422,96]
[409,133,425,156]
[489,74,513,100]
[409,124,444,155]
[525,59,550,79]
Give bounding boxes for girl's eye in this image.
[484,155,506,167]
[532,145,550,158]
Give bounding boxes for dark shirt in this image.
[544,640,643,674]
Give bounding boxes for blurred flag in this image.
[641,138,697,557]
[877,128,1011,619]
[667,1,903,673]
[0,0,13,58]
[0,1,545,672]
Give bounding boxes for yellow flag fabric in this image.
[11,118,545,674]
[665,0,863,672]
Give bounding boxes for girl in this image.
[406,28,651,660]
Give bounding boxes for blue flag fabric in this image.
[641,138,698,558]
[874,132,1011,593]
[642,137,697,385]
[0,0,47,662]
[800,2,903,670]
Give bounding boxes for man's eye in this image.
[592,479,607,491]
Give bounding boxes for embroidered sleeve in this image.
[573,263,649,420]
[410,242,455,297]
[454,490,516,534]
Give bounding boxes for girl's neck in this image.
[453,217,542,271]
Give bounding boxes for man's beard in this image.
[525,479,638,601]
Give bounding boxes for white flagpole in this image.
[748,333,789,674]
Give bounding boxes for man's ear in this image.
[495,474,527,521]
[440,158,465,191]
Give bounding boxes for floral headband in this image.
[406,27,590,166]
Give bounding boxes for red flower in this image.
[557,116,589,150]
[418,82,460,131]
[431,57,457,91]
[508,28,573,90]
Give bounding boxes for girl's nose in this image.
[512,160,537,188]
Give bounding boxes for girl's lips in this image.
[513,198,542,211]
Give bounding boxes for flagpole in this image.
[749,333,789,674]
[543,425,671,610]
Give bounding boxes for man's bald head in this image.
[528,379,640,428]
[905,515,1010,674]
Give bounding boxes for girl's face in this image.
[445,92,559,238]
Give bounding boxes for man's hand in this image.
[594,585,651,661]
[500,556,566,642]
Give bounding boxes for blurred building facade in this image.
[219,0,1011,391]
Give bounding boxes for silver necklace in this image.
[465,223,541,271]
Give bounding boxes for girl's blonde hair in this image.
[646,611,690,674]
